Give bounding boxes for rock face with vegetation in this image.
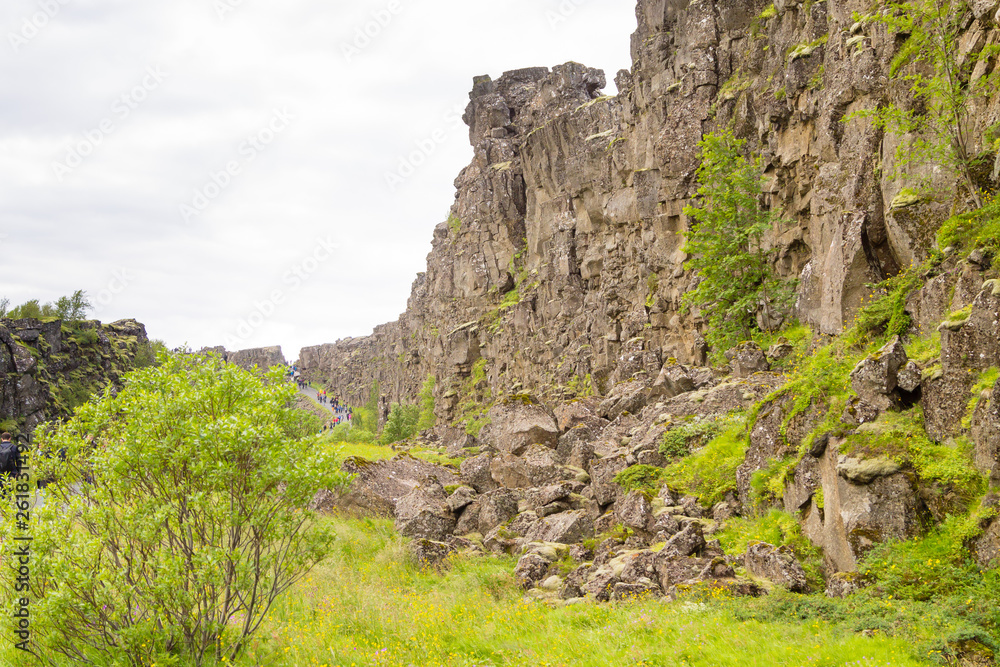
[304,0,1000,657]
[0,317,152,432]
[301,0,991,415]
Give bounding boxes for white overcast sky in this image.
[0,0,637,361]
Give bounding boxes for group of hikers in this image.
[286,366,354,432]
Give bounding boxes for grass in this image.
[98,515,942,666]
[3,514,987,666]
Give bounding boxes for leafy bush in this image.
[0,352,352,666]
[417,375,437,431]
[937,190,1000,265]
[682,130,794,352]
[1,289,92,321]
[847,267,923,346]
[380,403,420,444]
[859,499,999,602]
[659,416,721,458]
[613,464,665,497]
[661,414,748,505]
[841,408,986,499]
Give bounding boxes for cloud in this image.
[0,0,637,359]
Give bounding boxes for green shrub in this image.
[0,352,352,666]
[417,375,437,431]
[659,416,722,458]
[841,408,986,499]
[613,464,665,497]
[859,500,999,602]
[380,403,420,445]
[847,266,923,346]
[964,366,999,428]
[937,193,1000,266]
[661,414,748,505]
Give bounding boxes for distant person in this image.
[0,432,21,496]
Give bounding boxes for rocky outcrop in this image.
[200,345,287,372]
[0,317,151,432]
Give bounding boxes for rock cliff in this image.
[302,0,1000,420]
[0,317,151,432]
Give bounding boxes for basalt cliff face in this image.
[0,317,150,432]
[301,0,998,420]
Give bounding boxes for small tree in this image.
[380,402,420,444]
[861,0,1000,208]
[682,130,789,353]
[416,374,437,431]
[1,352,351,666]
[53,289,92,322]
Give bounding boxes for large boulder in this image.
[744,542,810,593]
[590,454,629,506]
[479,396,559,455]
[460,452,498,493]
[407,539,456,570]
[477,488,520,534]
[526,510,594,544]
[394,479,456,541]
[849,336,909,412]
[617,491,654,532]
[490,445,569,488]
[337,455,460,516]
[726,342,770,378]
[598,379,649,420]
[513,553,551,589]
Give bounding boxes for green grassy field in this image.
[228,516,929,667]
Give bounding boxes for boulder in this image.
[407,539,456,570]
[556,425,598,471]
[490,445,568,488]
[561,563,594,599]
[513,553,551,589]
[744,542,810,593]
[479,396,559,455]
[337,455,460,516]
[896,361,922,393]
[477,488,520,534]
[849,336,908,411]
[598,379,649,420]
[727,342,770,378]
[611,579,660,600]
[553,399,606,432]
[617,491,654,532]
[526,510,594,544]
[584,567,619,602]
[460,453,498,493]
[650,362,701,398]
[394,481,456,541]
[658,523,706,559]
[591,454,629,506]
[446,485,477,513]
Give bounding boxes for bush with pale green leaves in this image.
[0,352,352,667]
